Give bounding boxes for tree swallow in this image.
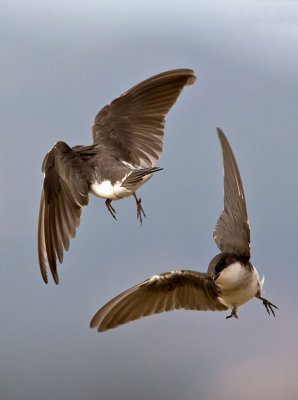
[38,69,196,284]
[90,128,278,332]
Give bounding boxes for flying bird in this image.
[90,128,278,332]
[38,69,196,284]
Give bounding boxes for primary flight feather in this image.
[38,69,196,284]
[90,128,278,332]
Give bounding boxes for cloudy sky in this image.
[1,0,298,399]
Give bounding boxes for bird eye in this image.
[215,258,226,273]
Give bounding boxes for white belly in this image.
[90,168,153,200]
[216,262,261,307]
[90,180,131,200]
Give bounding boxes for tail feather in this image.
[122,167,163,189]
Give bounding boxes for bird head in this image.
[207,253,245,281]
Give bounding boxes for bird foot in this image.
[226,306,239,320]
[133,193,146,224]
[105,199,117,221]
[259,296,278,317]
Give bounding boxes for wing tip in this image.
[174,68,196,85]
[40,260,60,284]
[97,326,108,333]
[40,262,49,284]
[90,316,108,332]
[216,127,225,139]
[216,127,233,163]
[90,313,100,329]
[186,73,196,86]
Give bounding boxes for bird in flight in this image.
[38,69,196,284]
[90,128,278,332]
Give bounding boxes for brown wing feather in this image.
[213,128,250,258]
[38,141,94,284]
[90,270,228,332]
[91,69,196,168]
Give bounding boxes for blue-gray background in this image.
[1,1,298,399]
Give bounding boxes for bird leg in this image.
[258,296,278,317]
[226,305,239,320]
[105,199,117,221]
[133,193,146,224]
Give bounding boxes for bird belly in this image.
[90,180,131,200]
[216,262,261,308]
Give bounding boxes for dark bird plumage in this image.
[38,69,196,284]
[90,128,278,332]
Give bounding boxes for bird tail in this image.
[122,167,163,189]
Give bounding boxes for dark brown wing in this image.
[90,270,228,332]
[91,69,196,168]
[38,141,94,284]
[213,128,250,258]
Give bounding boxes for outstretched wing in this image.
[90,270,228,332]
[38,141,94,284]
[213,128,250,258]
[91,69,196,168]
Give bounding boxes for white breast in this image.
[216,262,247,288]
[216,262,261,308]
[90,180,131,200]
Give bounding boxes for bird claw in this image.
[105,199,117,221]
[226,306,239,320]
[259,296,278,317]
[133,193,146,224]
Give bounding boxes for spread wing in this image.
[91,69,196,168]
[38,141,94,284]
[90,270,228,332]
[213,128,250,258]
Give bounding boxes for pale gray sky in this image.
[1,1,298,399]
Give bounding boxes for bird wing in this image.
[91,69,196,168]
[38,141,95,284]
[213,128,250,258]
[90,270,228,332]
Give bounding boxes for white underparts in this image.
[216,262,262,308]
[216,262,248,288]
[90,166,154,200]
[90,180,131,200]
